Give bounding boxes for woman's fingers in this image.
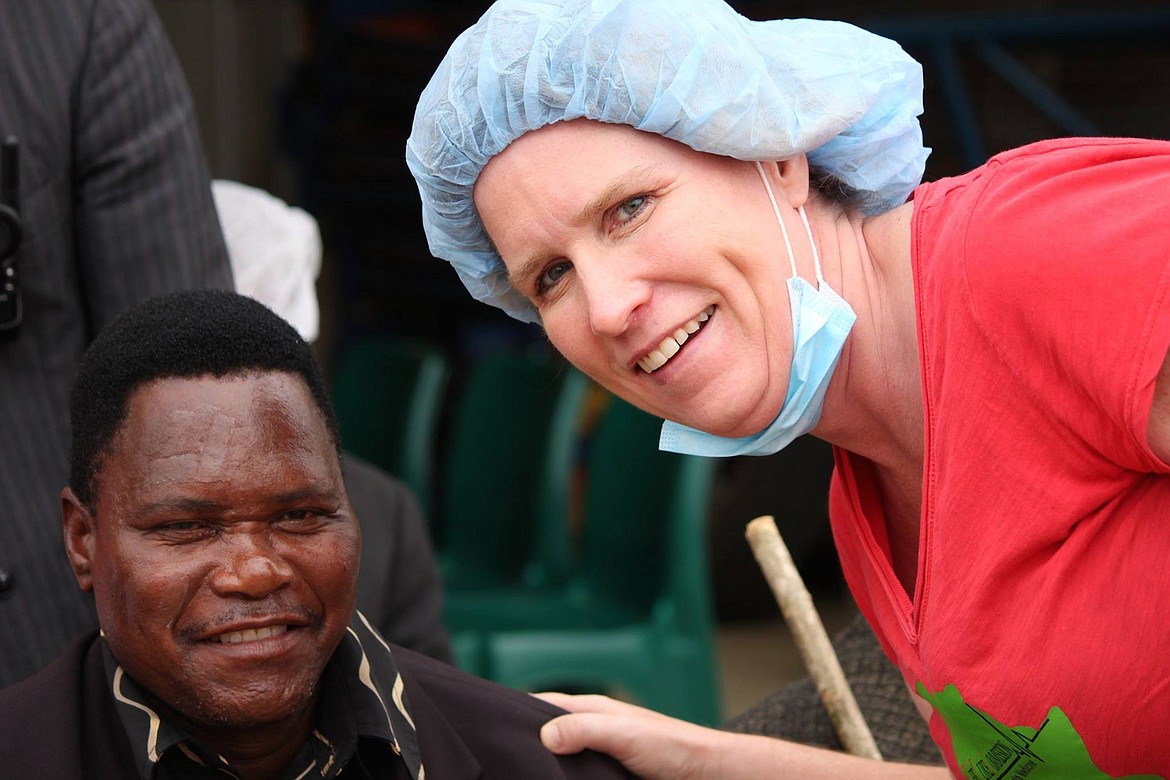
[534,692,639,716]
[535,694,718,780]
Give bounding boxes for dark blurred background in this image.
[154,0,1170,621]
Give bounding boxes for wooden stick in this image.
[745,515,883,761]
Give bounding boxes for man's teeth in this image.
[217,625,288,644]
[638,306,713,373]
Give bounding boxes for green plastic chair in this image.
[331,338,450,518]
[446,393,722,725]
[437,348,588,594]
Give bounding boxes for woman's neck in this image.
[811,199,925,595]
[809,199,924,484]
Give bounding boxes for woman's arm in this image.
[538,694,950,780]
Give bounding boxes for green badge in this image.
[917,682,1162,780]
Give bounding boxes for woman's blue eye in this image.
[537,260,572,295]
[616,195,646,222]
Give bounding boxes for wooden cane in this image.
[745,514,883,760]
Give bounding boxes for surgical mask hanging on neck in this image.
[658,162,857,457]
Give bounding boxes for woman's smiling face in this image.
[474,119,806,438]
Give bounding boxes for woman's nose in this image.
[577,252,651,338]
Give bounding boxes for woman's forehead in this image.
[475,120,712,207]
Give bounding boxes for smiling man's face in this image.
[63,371,359,732]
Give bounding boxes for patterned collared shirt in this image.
[101,611,426,780]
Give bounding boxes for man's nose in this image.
[209,532,294,599]
[577,250,651,338]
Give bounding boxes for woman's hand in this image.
[537,693,727,780]
[536,692,954,780]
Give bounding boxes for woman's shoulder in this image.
[914,136,1170,222]
[911,136,1170,472]
[983,135,1170,168]
[913,135,1170,291]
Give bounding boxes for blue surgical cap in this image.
[407,0,929,324]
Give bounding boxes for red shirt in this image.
[830,138,1170,777]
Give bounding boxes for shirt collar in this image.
[101,611,424,780]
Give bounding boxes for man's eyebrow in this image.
[139,497,225,516]
[506,164,656,291]
[270,486,343,505]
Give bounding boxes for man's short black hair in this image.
[70,289,340,509]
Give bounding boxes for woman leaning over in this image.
[407,0,1170,777]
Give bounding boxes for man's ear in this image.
[62,487,97,592]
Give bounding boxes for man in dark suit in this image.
[0,290,631,779]
[0,0,233,686]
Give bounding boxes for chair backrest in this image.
[439,347,585,589]
[528,366,589,588]
[579,394,717,632]
[332,338,450,517]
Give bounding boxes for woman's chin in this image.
[676,406,779,439]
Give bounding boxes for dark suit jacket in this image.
[0,0,233,687]
[0,633,635,780]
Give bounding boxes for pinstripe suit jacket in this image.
[0,0,233,687]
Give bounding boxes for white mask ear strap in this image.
[755,162,799,279]
[797,205,825,285]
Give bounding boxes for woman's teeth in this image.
[217,625,288,644]
[638,306,713,373]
